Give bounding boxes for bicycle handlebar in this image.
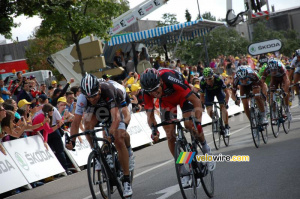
[240,93,261,99]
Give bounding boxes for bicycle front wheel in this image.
[174,141,197,199]
[270,100,280,138]
[282,106,290,134]
[212,120,221,150]
[87,151,111,199]
[250,107,260,148]
[220,118,230,147]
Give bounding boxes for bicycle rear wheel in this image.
[87,151,111,199]
[212,120,221,150]
[250,107,260,148]
[270,101,280,138]
[260,125,268,144]
[174,141,197,199]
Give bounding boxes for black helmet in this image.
[140,68,161,92]
[81,73,99,97]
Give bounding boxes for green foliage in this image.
[201,12,216,21]
[175,27,250,65]
[252,21,300,56]
[157,13,179,27]
[185,9,192,22]
[25,32,68,81]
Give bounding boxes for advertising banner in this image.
[0,151,29,194]
[3,136,65,183]
[248,39,282,56]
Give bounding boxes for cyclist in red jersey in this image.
[140,68,215,187]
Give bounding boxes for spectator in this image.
[65,92,75,113]
[18,82,36,108]
[113,49,123,68]
[125,55,135,73]
[70,86,81,98]
[102,74,112,81]
[18,99,35,124]
[51,78,74,106]
[51,80,57,89]
[57,97,74,124]
[32,103,69,173]
[0,105,7,155]
[0,78,11,101]
[48,86,55,99]
[40,83,47,95]
[10,72,24,100]
[1,110,27,140]
[2,99,21,122]
[139,47,149,62]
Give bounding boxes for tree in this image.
[157,13,179,27]
[25,29,68,81]
[202,12,216,21]
[185,9,192,22]
[0,0,40,39]
[35,0,129,76]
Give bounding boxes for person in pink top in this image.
[32,103,63,150]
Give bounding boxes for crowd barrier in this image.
[1,97,243,194]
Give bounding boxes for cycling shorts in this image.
[270,76,284,90]
[205,89,226,106]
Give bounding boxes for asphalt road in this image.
[6,104,300,199]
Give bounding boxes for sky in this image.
[0,0,299,43]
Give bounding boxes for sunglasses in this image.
[86,92,99,99]
[204,77,213,81]
[146,84,160,93]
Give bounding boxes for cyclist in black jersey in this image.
[67,74,133,197]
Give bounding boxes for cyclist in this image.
[290,49,300,106]
[261,58,292,121]
[200,68,231,137]
[140,68,215,188]
[232,66,269,126]
[67,74,133,197]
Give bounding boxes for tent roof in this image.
[107,19,225,46]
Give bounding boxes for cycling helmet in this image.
[140,68,161,92]
[295,49,300,57]
[268,58,279,70]
[236,65,248,79]
[203,67,214,78]
[81,73,100,97]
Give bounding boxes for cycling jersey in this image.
[75,81,125,116]
[199,74,226,93]
[258,65,271,86]
[143,68,194,120]
[291,56,300,68]
[232,67,260,91]
[261,62,287,79]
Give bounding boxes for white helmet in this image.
[236,65,248,79]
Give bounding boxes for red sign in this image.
[0,59,29,74]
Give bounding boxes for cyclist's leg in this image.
[282,75,292,120]
[204,91,214,118]
[216,89,228,125]
[160,105,177,157]
[293,69,300,105]
[83,110,100,148]
[240,85,251,121]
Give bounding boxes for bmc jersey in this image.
[75,81,125,116]
[199,75,226,93]
[291,56,300,68]
[232,67,260,91]
[261,62,287,79]
[143,69,192,111]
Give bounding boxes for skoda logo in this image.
[15,152,29,171]
[250,46,256,53]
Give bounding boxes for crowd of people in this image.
[1,47,299,197]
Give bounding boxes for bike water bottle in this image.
[106,154,114,168]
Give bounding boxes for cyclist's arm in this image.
[186,93,202,122]
[200,92,205,105]
[110,107,121,134]
[121,105,131,125]
[146,110,157,127]
[224,88,230,104]
[70,113,83,140]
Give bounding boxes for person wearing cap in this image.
[57,97,74,124]
[193,84,200,93]
[102,74,112,81]
[128,84,144,113]
[51,80,57,88]
[51,78,74,106]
